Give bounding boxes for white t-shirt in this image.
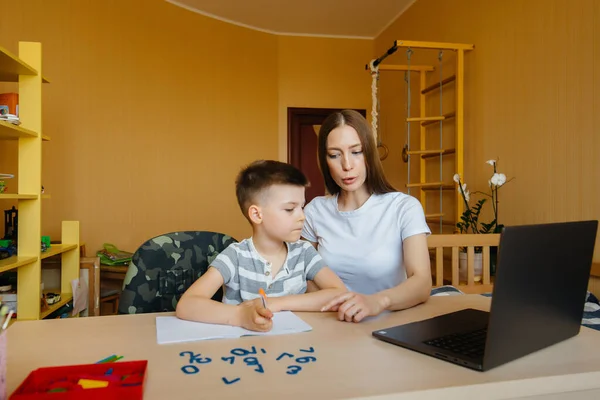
[301,192,430,295]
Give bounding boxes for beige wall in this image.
[3,0,598,263]
[376,0,600,260]
[0,0,279,251]
[0,0,375,254]
[277,36,372,161]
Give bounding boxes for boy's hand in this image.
[236,298,274,332]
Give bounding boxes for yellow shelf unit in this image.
[0,194,38,200]
[0,120,38,140]
[0,45,49,83]
[41,243,78,260]
[40,292,74,319]
[0,41,80,321]
[0,256,38,274]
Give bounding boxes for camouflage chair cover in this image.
[118,231,236,314]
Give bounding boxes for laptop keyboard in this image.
[424,328,487,358]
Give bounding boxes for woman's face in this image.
[325,125,367,193]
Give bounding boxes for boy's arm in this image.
[175,267,273,331]
[301,237,321,293]
[269,267,347,312]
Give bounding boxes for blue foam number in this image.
[231,346,257,356]
[296,356,317,364]
[221,356,235,365]
[179,351,212,364]
[299,347,315,353]
[181,365,200,375]
[243,356,265,373]
[276,352,294,361]
[222,377,241,385]
[286,365,302,375]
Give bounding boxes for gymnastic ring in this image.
[378,143,389,161]
[402,144,409,163]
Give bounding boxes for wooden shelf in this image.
[2,41,77,321]
[0,120,38,140]
[422,75,456,95]
[422,148,456,159]
[407,149,449,155]
[407,116,445,123]
[0,255,38,273]
[41,244,78,260]
[426,218,456,226]
[425,213,445,218]
[0,194,38,200]
[406,181,446,189]
[0,45,38,82]
[40,292,73,319]
[422,111,456,126]
[422,185,454,191]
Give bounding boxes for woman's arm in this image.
[321,234,431,322]
[175,267,273,331]
[269,267,347,312]
[373,233,432,310]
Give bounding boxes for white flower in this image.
[453,173,460,183]
[488,179,492,187]
[490,173,506,186]
[486,159,496,166]
[457,182,469,201]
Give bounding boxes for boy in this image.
[176,160,346,332]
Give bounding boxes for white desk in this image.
[7,295,600,399]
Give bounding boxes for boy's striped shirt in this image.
[211,238,326,304]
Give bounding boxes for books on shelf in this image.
[0,114,20,125]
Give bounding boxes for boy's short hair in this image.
[236,160,309,220]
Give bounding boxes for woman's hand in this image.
[236,298,274,332]
[321,292,386,322]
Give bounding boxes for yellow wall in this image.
[277,36,372,160]
[0,0,375,254]
[376,0,600,260]
[5,0,597,263]
[0,0,279,251]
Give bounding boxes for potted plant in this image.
[454,159,512,280]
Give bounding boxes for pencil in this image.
[96,354,117,364]
[1,310,13,331]
[258,288,268,309]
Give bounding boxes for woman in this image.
[301,109,432,323]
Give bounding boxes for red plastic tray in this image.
[9,360,147,399]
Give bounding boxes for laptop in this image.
[372,220,598,371]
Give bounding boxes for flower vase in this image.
[459,251,483,282]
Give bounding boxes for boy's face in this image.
[256,184,306,242]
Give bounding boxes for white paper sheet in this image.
[156,311,312,345]
[71,277,88,316]
[0,331,6,400]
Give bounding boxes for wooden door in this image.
[288,108,366,204]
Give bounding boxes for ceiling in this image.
[166,0,416,39]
